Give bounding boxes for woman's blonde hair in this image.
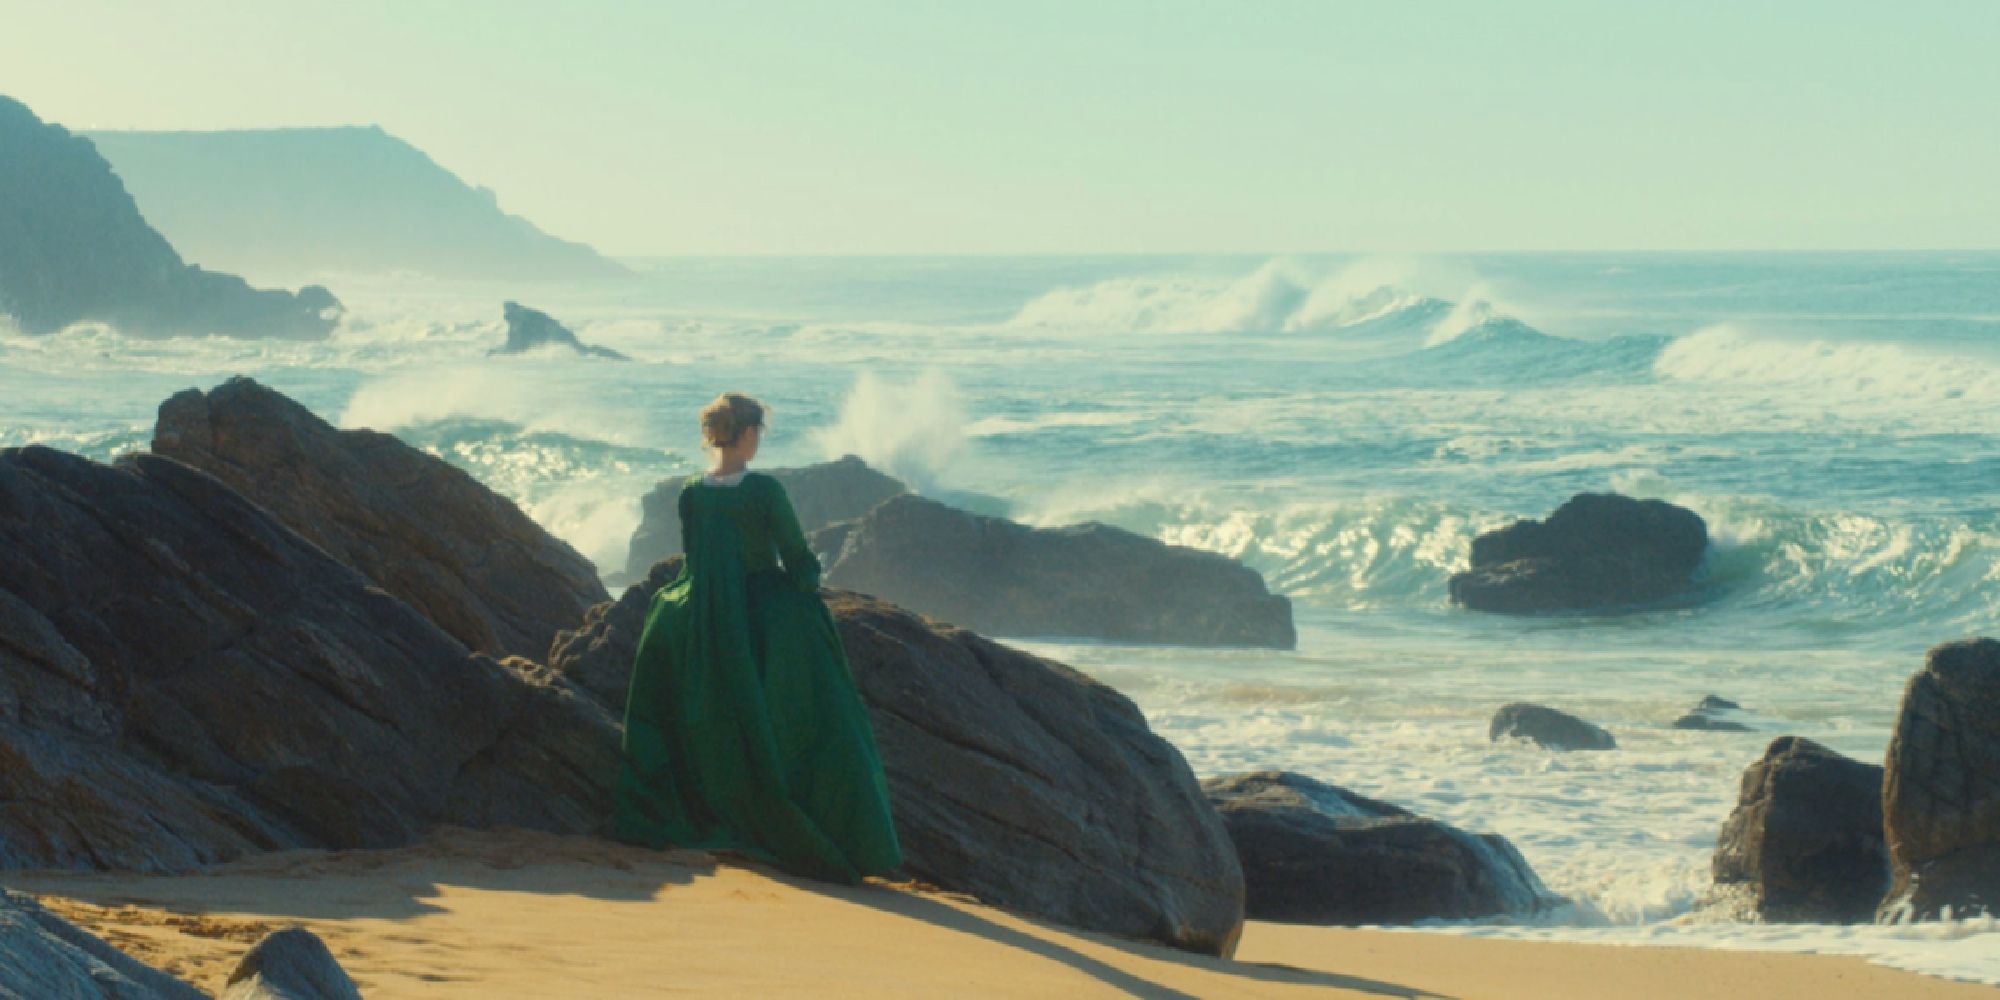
[699,393,767,449]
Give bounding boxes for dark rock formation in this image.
[0,95,341,338]
[0,444,617,872]
[550,559,1246,956]
[1489,703,1616,751]
[153,377,608,662]
[222,927,362,1000]
[1712,737,1887,923]
[623,455,907,579]
[1881,638,2000,920]
[88,125,628,283]
[490,301,627,359]
[1202,771,1560,924]
[0,890,205,998]
[1673,695,1753,732]
[1449,493,1708,614]
[814,494,1295,649]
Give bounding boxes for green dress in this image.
[613,471,902,883]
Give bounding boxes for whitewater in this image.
[5,252,1999,984]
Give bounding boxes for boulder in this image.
[0,445,617,872]
[1201,771,1561,924]
[1489,703,1616,751]
[0,95,341,338]
[1449,493,1708,614]
[1712,736,1887,923]
[1673,695,1753,732]
[814,494,1295,649]
[1881,638,2000,920]
[490,301,627,359]
[221,927,362,1000]
[0,889,205,998]
[153,377,608,662]
[550,560,1246,956]
[623,455,907,579]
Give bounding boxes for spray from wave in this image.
[809,369,967,492]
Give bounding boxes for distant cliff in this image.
[88,126,628,282]
[0,95,340,338]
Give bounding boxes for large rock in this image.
[623,455,907,579]
[490,301,627,359]
[550,560,1246,956]
[0,889,205,998]
[814,494,1295,649]
[1489,703,1616,751]
[0,445,617,873]
[221,927,362,1000]
[0,95,341,338]
[1881,638,2000,920]
[1449,493,1708,614]
[1712,737,1887,923]
[1202,771,1560,924]
[153,377,608,662]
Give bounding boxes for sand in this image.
[9,829,1989,999]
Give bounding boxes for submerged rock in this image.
[1673,695,1753,732]
[0,890,205,998]
[814,494,1295,649]
[1449,493,1708,614]
[623,455,907,580]
[153,377,608,662]
[1713,737,1887,923]
[1202,770,1561,924]
[1881,638,2000,920]
[491,301,627,359]
[552,559,1247,956]
[221,927,362,1000]
[1489,703,1616,751]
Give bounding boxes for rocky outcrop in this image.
[813,494,1295,648]
[1489,703,1616,751]
[0,95,341,338]
[1673,695,1753,732]
[1882,638,2000,920]
[623,455,907,579]
[1449,493,1708,614]
[490,301,627,359]
[1201,771,1560,924]
[0,890,205,998]
[550,559,1246,956]
[153,377,607,662]
[1712,737,1887,923]
[221,927,362,1000]
[0,444,617,872]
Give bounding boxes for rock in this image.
[1712,737,1887,923]
[153,377,608,662]
[1673,695,1753,732]
[1449,493,1708,614]
[0,889,205,998]
[550,560,1246,956]
[0,445,617,872]
[623,455,907,579]
[814,494,1295,649]
[1489,703,1616,751]
[490,301,627,359]
[1201,771,1561,924]
[0,95,341,338]
[1881,638,2000,920]
[221,927,362,1000]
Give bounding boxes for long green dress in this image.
[613,471,902,883]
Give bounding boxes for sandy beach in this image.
[9,829,1988,999]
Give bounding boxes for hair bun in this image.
[699,393,767,449]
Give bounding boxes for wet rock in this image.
[1673,695,1753,732]
[221,927,361,1000]
[1202,771,1561,924]
[1881,638,2000,920]
[1449,493,1708,614]
[0,889,205,998]
[1712,737,1887,923]
[1489,703,1616,751]
[814,494,1295,649]
[623,455,907,579]
[153,376,608,662]
[490,301,627,359]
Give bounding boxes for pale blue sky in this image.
[5,1,1996,254]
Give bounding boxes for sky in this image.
[4,0,1997,255]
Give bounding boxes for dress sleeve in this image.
[766,477,822,593]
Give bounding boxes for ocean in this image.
[5,252,1999,983]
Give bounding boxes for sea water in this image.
[5,252,1999,983]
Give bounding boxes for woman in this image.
[613,393,902,883]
